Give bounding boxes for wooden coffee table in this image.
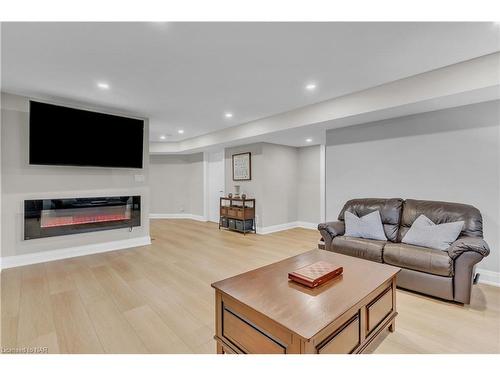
[211,249,400,354]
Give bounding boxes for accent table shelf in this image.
[219,197,256,235]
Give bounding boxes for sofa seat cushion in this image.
[331,236,386,263]
[383,243,453,277]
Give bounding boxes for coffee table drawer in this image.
[222,308,286,354]
[318,315,360,354]
[366,287,393,333]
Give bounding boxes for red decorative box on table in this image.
[288,261,343,288]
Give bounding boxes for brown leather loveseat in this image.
[318,198,490,304]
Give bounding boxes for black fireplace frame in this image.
[24,195,141,240]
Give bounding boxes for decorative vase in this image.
[234,185,240,198]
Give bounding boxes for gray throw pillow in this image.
[402,214,464,250]
[344,210,387,241]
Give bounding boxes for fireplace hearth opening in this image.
[24,196,141,240]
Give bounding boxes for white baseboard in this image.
[149,213,207,222]
[295,221,319,230]
[476,268,500,287]
[0,236,151,270]
[257,222,297,235]
[257,221,318,235]
[150,215,313,233]
[190,214,208,222]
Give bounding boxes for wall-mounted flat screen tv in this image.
[29,101,144,168]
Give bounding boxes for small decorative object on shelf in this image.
[233,185,240,198]
[228,193,233,198]
[241,193,246,200]
[219,196,255,235]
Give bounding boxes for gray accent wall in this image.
[1,93,150,258]
[325,100,500,273]
[224,143,265,225]
[261,143,298,227]
[225,142,321,229]
[149,153,204,216]
[298,145,321,224]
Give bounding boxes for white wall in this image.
[206,150,225,223]
[224,143,265,225]
[189,155,204,216]
[1,93,150,259]
[150,142,320,228]
[0,28,2,262]
[298,145,321,224]
[261,143,298,227]
[149,153,204,217]
[224,142,321,230]
[326,100,500,274]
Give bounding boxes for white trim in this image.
[257,221,317,235]
[257,222,297,234]
[190,214,208,222]
[476,268,500,287]
[150,216,314,233]
[149,213,207,222]
[296,221,318,230]
[0,236,151,270]
[319,143,326,223]
[205,149,225,223]
[202,152,209,220]
[152,216,314,231]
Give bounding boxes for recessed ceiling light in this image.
[305,83,316,91]
[224,112,233,118]
[178,129,184,134]
[160,135,166,140]
[97,82,110,90]
[306,138,313,143]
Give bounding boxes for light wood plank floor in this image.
[1,219,499,353]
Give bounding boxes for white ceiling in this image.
[2,22,500,144]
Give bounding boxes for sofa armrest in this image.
[318,221,345,250]
[447,236,490,260]
[453,251,483,304]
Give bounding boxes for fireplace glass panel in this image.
[40,205,132,228]
[24,196,141,240]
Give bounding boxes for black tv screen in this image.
[29,101,144,168]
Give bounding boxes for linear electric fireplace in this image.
[24,196,141,240]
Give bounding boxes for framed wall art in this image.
[232,152,251,181]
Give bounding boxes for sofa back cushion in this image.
[401,214,464,250]
[399,199,483,241]
[338,198,403,242]
[344,211,387,241]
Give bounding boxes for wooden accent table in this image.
[219,197,256,234]
[211,249,400,354]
